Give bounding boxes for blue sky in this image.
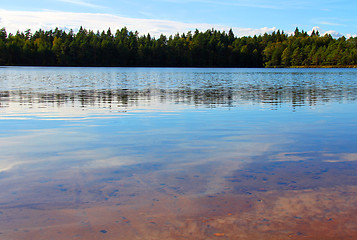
[0,0,356,37]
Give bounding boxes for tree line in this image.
[0,27,356,67]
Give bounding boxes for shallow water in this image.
[0,67,357,239]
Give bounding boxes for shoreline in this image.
[288,65,357,68]
[1,65,357,69]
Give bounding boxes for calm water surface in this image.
[0,67,357,239]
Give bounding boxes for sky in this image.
[0,0,356,38]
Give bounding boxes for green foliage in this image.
[262,29,356,67]
[0,26,355,67]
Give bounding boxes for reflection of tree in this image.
[1,84,356,109]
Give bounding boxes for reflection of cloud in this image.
[0,9,276,37]
[324,153,357,162]
[269,151,357,163]
[0,129,103,172]
[269,152,312,162]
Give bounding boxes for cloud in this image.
[307,26,346,38]
[319,21,343,26]
[324,30,343,38]
[0,9,277,37]
[57,0,104,8]
[194,0,280,9]
[158,0,313,10]
[346,33,357,38]
[308,26,322,35]
[157,0,278,8]
[231,26,277,36]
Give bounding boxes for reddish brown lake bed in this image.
[1,160,357,239]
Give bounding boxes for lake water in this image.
[0,67,357,239]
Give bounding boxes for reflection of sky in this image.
[0,107,275,172]
[1,67,357,176]
[1,102,357,174]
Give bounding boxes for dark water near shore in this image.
[0,67,357,239]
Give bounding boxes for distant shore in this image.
[289,65,357,68]
[1,65,357,69]
[1,27,357,68]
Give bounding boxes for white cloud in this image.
[306,26,347,38]
[158,0,315,10]
[324,30,343,38]
[319,21,343,26]
[308,26,322,35]
[57,0,105,8]
[346,33,357,38]
[156,0,280,9]
[197,0,280,9]
[0,9,276,37]
[231,26,277,36]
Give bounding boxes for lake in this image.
[0,67,357,239]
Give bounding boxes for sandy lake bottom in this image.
[1,160,357,239]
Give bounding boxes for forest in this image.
[0,26,356,67]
